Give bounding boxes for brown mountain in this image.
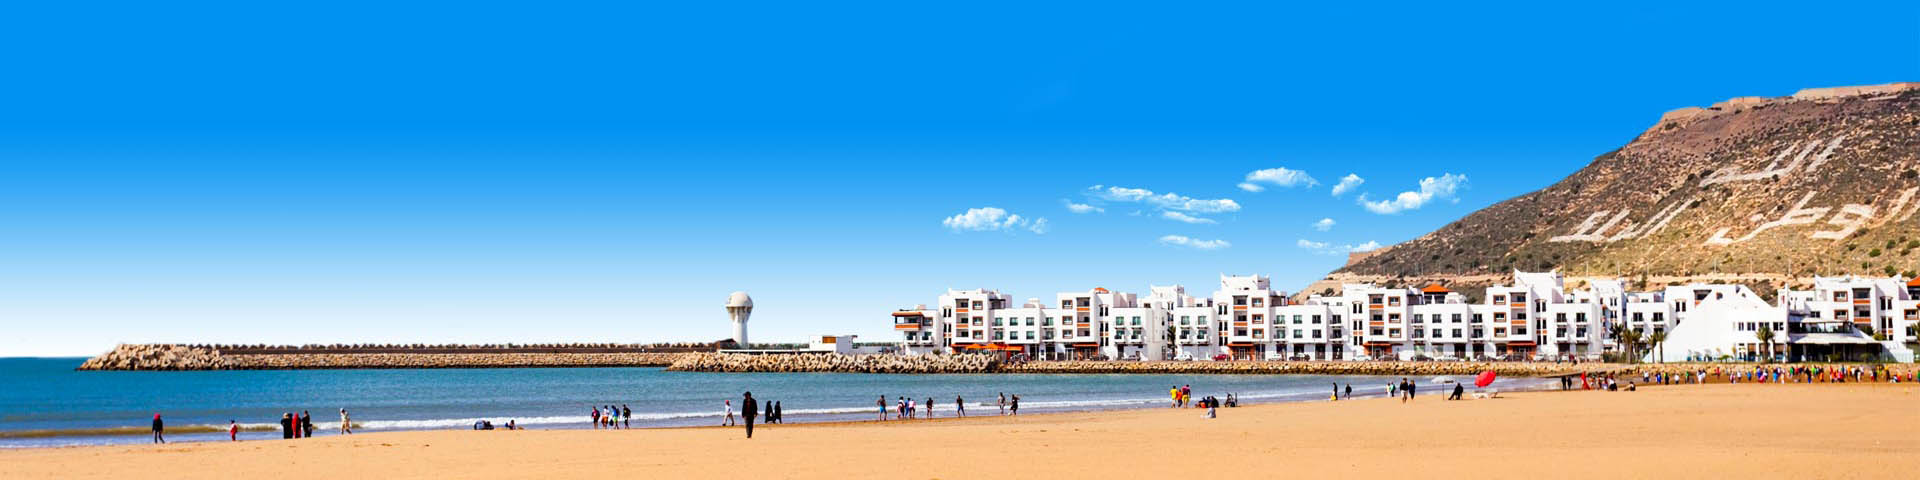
[1308,83,1920,300]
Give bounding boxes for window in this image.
[1494,328,1507,336]
[1370,327,1384,335]
[1312,315,1322,324]
[1312,330,1322,339]
[993,317,1003,326]
[1180,316,1190,325]
[1514,327,1527,336]
[1251,298,1263,307]
[1388,313,1401,322]
[1413,328,1425,338]
[1044,317,1054,326]
[1556,313,1567,322]
[1453,329,1463,338]
[1294,315,1304,324]
[1026,317,1035,326]
[1413,314,1425,323]
[1652,313,1664,322]
[1452,314,1463,323]
[1471,328,1483,338]
[1473,314,1485,323]
[1493,295,1506,303]
[1388,297,1401,306]
[1389,328,1402,336]
[1132,316,1142,326]
[1574,313,1586,323]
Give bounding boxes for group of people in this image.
[591,404,631,429]
[1168,384,1195,407]
[723,393,782,438]
[277,411,317,439]
[1389,378,1418,402]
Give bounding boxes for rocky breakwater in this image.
[76,344,697,370]
[77,344,231,371]
[1003,360,1619,377]
[667,353,998,373]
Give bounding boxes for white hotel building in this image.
[890,272,1920,363]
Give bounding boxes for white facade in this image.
[890,272,1920,363]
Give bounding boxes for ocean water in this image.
[0,357,1549,448]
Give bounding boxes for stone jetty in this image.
[77,344,704,370]
[666,353,998,373]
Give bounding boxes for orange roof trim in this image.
[1908,277,1920,287]
[1093,287,1110,293]
[1420,284,1452,293]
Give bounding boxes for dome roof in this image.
[726,291,753,308]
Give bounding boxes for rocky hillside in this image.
[1318,83,1920,298]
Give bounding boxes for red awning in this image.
[1072,343,1100,348]
[1505,341,1537,346]
[1227,342,1255,347]
[1363,341,1394,347]
[891,311,927,317]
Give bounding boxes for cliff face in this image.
[1323,83,1920,295]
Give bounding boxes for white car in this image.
[1263,351,1285,361]
[1350,354,1374,362]
[1174,352,1195,361]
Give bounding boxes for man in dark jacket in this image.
[742,392,757,438]
[151,414,165,444]
[280,413,293,439]
[301,410,315,438]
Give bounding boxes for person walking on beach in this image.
[1181,385,1191,407]
[1405,380,1416,402]
[622,405,632,429]
[1172,386,1181,407]
[1009,395,1019,416]
[1331,383,1339,401]
[1388,381,1397,398]
[591,406,601,429]
[773,401,783,424]
[151,414,165,444]
[301,410,314,438]
[724,400,736,426]
[280,413,293,439]
[339,409,352,435]
[741,391,757,439]
[1398,378,1409,403]
[229,420,239,441]
[998,393,1006,415]
[877,396,888,421]
[1343,384,1352,400]
[926,397,934,418]
[956,396,966,417]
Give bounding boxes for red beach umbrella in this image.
[1474,370,1497,388]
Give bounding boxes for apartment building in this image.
[891,272,1920,363]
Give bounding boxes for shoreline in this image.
[4,382,1914,479]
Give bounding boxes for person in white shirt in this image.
[722,400,736,426]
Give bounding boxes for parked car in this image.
[1211,354,1231,361]
[1174,352,1195,361]
[1120,352,1140,361]
[1350,354,1374,362]
[1434,355,1461,362]
[1263,351,1285,361]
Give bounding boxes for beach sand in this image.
[2,383,1913,479]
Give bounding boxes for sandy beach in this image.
[3,383,1913,479]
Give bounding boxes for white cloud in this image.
[1238,167,1318,192]
[942,207,1047,234]
[1086,185,1240,214]
[1330,174,1364,197]
[1063,201,1104,214]
[1313,218,1335,231]
[1162,211,1217,224]
[1296,238,1383,255]
[1358,173,1467,214]
[1159,235,1230,250]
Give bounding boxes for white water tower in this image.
[726,291,753,346]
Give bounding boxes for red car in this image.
[1211,354,1231,361]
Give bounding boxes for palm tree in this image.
[1619,329,1643,364]
[1163,324,1177,361]
[1606,323,1628,362]
[1755,325,1776,363]
[1646,330,1668,364]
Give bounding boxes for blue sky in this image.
[1,1,1915,355]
